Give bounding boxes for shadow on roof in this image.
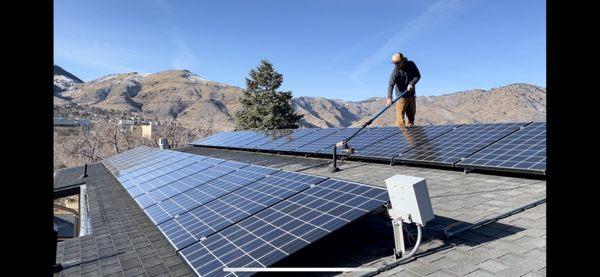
[262,214,525,276]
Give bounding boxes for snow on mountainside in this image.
[53,65,83,95]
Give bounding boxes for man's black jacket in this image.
[388,60,421,99]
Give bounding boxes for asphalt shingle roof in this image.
[54,146,546,276]
[54,166,88,191]
[53,163,194,277]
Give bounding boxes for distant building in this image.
[118,119,135,128]
[54,117,90,136]
[130,124,150,140]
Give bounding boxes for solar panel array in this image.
[355,125,457,161]
[395,123,526,166]
[456,122,546,174]
[190,122,546,175]
[180,178,389,276]
[103,148,389,276]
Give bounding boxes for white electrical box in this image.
[385,175,434,225]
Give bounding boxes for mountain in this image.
[55,70,243,129]
[54,67,545,131]
[350,83,546,127]
[54,65,83,95]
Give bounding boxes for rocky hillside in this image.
[54,67,545,131]
[56,70,243,130]
[351,83,546,127]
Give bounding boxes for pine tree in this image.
[235,59,303,130]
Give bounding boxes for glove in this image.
[407,84,414,92]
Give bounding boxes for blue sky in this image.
[54,0,545,101]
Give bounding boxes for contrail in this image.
[350,0,463,84]
[155,0,198,69]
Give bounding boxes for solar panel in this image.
[190,131,235,147]
[218,132,271,148]
[295,128,361,154]
[326,127,400,155]
[255,128,318,151]
[117,150,194,179]
[273,128,341,152]
[396,123,526,166]
[127,161,204,198]
[135,160,246,197]
[351,125,457,161]
[117,153,197,188]
[237,130,291,149]
[456,122,546,174]
[105,147,168,175]
[103,146,159,173]
[143,165,279,225]
[132,161,226,208]
[104,147,392,277]
[212,131,260,148]
[158,171,326,250]
[179,179,388,276]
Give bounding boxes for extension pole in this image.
[348,92,406,142]
[330,91,407,170]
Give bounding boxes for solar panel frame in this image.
[456,122,546,174]
[395,123,527,166]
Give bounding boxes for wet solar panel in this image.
[254,128,318,151]
[457,122,546,174]
[395,123,526,166]
[351,125,457,161]
[272,128,341,152]
[296,128,361,154]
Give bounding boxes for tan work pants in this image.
[396,97,416,127]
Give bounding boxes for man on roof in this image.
[386,52,421,128]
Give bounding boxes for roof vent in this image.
[158,138,170,149]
